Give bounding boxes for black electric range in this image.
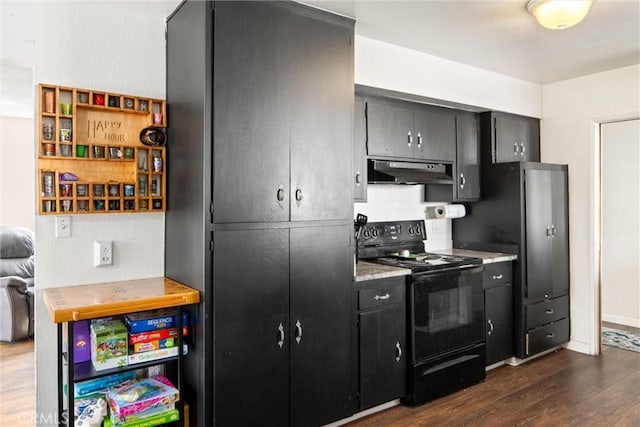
[357,220,486,406]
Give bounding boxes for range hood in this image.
[368,160,453,185]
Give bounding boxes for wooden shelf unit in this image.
[37,84,166,215]
[44,277,199,427]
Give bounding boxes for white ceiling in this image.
[304,0,640,84]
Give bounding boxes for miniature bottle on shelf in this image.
[153,154,163,172]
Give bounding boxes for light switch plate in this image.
[55,216,71,238]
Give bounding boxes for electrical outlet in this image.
[94,241,113,267]
[55,216,71,238]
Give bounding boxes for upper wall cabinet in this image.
[366,97,456,163]
[213,1,354,223]
[353,96,367,202]
[481,111,540,163]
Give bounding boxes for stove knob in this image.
[408,226,414,235]
[372,229,379,237]
[362,229,370,239]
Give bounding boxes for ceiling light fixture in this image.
[526,0,593,30]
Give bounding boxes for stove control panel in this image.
[358,220,426,246]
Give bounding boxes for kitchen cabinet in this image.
[484,262,513,365]
[213,226,353,426]
[453,162,569,359]
[366,97,456,162]
[425,111,480,202]
[213,0,353,223]
[165,1,355,425]
[356,276,407,410]
[481,112,540,163]
[353,96,367,202]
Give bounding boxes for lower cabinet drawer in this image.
[526,296,569,329]
[526,318,569,356]
[358,281,405,310]
[483,262,512,288]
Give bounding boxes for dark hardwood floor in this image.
[1,325,638,426]
[349,326,640,426]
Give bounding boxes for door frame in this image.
[589,113,640,355]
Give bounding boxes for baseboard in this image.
[602,314,640,328]
[504,345,565,366]
[324,399,401,426]
[565,340,592,355]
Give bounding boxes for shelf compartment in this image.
[72,357,179,383]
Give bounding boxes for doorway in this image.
[599,119,640,350]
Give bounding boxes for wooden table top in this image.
[42,277,200,323]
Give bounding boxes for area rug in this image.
[602,327,640,353]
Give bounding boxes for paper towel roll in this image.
[426,204,466,219]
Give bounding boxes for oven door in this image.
[409,265,484,362]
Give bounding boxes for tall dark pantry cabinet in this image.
[165,2,356,426]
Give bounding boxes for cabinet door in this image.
[494,114,527,163]
[522,118,540,162]
[354,96,367,202]
[213,2,290,223]
[414,105,456,162]
[213,229,290,426]
[485,285,513,365]
[550,170,569,295]
[289,12,353,222]
[366,99,415,159]
[359,306,406,409]
[524,169,554,300]
[455,113,480,200]
[290,225,353,426]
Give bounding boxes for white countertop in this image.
[430,248,517,264]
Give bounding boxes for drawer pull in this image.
[375,293,391,301]
[492,274,503,280]
[395,341,402,362]
[546,332,555,339]
[487,319,494,336]
[545,309,554,315]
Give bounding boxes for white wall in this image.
[601,119,640,328]
[542,64,640,355]
[0,116,35,231]
[1,1,180,424]
[355,36,542,118]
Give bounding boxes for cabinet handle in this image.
[545,309,554,315]
[546,332,555,339]
[514,142,519,156]
[276,187,285,202]
[544,294,550,299]
[374,293,390,301]
[355,171,362,185]
[546,226,552,239]
[459,173,465,188]
[551,225,556,237]
[277,323,285,348]
[417,132,422,147]
[395,341,402,362]
[295,188,303,203]
[492,274,503,280]
[521,143,526,156]
[487,319,494,336]
[407,131,413,147]
[295,319,303,344]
